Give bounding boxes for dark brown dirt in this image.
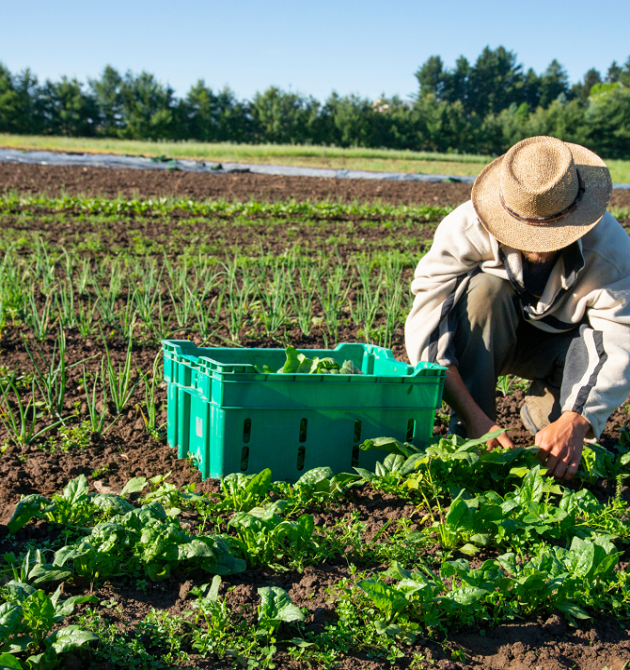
[1,162,630,670]
[2,162,630,209]
[1,162,471,204]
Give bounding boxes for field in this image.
[3,134,630,184]
[2,163,630,670]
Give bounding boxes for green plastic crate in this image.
[162,340,446,481]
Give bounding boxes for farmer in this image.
[405,135,630,480]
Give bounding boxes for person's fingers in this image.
[498,432,515,449]
[485,438,500,450]
[562,460,580,481]
[544,454,559,474]
[553,459,568,480]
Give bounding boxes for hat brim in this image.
[472,142,612,253]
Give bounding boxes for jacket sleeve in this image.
[405,203,492,366]
[560,275,630,438]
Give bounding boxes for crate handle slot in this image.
[406,418,416,442]
[351,444,360,468]
[243,418,252,444]
[353,420,362,443]
[297,446,306,471]
[240,446,249,471]
[299,418,308,443]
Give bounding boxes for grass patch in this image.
[0,134,490,177]
[3,134,630,183]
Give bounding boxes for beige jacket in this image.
[405,200,630,438]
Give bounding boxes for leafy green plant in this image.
[0,584,97,669]
[53,501,245,582]
[7,475,95,534]
[219,469,273,512]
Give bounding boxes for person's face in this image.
[521,250,558,265]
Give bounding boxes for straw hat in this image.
[472,136,612,253]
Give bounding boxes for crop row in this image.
[0,194,455,222]
[2,431,630,668]
[0,246,414,349]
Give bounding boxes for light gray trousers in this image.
[449,272,580,431]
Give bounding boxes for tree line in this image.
[1,46,630,158]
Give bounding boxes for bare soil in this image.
[1,162,629,670]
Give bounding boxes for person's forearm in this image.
[443,365,515,448]
[443,365,487,429]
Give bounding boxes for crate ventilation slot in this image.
[240,446,249,471]
[243,418,252,443]
[297,446,306,471]
[299,418,308,443]
[406,418,416,442]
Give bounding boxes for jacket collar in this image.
[499,240,585,315]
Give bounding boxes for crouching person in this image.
[405,136,630,480]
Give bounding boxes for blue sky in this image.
[1,0,629,101]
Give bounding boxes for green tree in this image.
[618,56,630,87]
[538,60,570,108]
[251,87,319,144]
[40,77,98,136]
[584,85,630,158]
[606,60,622,83]
[415,55,447,99]
[0,63,20,133]
[184,81,253,142]
[320,92,376,147]
[89,66,123,136]
[118,71,177,140]
[466,46,524,116]
[0,64,43,134]
[571,68,602,103]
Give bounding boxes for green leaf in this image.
[557,602,591,622]
[5,581,35,601]
[400,453,429,475]
[357,579,408,618]
[146,562,170,582]
[120,477,147,497]
[353,467,374,482]
[62,475,89,504]
[0,653,23,670]
[457,429,505,449]
[359,437,418,457]
[296,467,334,488]
[339,360,362,375]
[445,497,468,530]
[7,495,49,534]
[280,346,303,373]
[374,620,402,636]
[376,453,406,475]
[53,595,98,619]
[24,653,53,669]
[258,587,304,624]
[445,586,488,605]
[93,494,134,516]
[0,603,22,636]
[459,543,480,556]
[245,468,272,497]
[519,466,544,504]
[496,553,517,575]
[50,625,98,653]
[289,638,318,649]
[206,575,222,602]
[28,564,72,585]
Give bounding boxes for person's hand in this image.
[467,411,515,450]
[535,411,590,480]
